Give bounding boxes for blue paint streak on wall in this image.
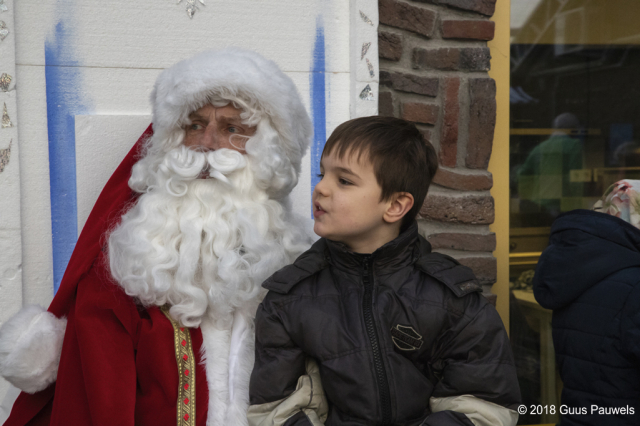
[45,21,88,293]
[310,17,326,216]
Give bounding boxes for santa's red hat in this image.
[150,48,312,199]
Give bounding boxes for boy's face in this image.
[312,149,394,253]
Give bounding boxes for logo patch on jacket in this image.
[391,324,423,351]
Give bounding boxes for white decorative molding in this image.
[350,0,379,118]
[0,0,23,412]
[0,0,21,320]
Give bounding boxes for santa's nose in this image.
[198,125,224,150]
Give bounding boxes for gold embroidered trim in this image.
[161,305,196,426]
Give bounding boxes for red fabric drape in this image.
[4,125,153,426]
[49,124,153,317]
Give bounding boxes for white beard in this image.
[107,145,308,328]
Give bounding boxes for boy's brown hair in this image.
[322,116,438,228]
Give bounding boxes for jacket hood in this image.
[533,209,640,309]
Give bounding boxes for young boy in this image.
[248,117,521,426]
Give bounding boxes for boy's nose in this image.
[313,178,328,197]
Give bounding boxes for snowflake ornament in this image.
[359,85,374,101]
[0,140,11,174]
[0,21,8,42]
[0,73,11,92]
[361,42,371,60]
[2,103,11,128]
[366,58,375,78]
[359,10,373,26]
[178,0,205,19]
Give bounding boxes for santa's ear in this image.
[383,192,414,224]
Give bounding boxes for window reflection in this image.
[509,1,640,424]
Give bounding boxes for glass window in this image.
[509,1,640,424]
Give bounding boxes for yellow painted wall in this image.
[489,0,511,330]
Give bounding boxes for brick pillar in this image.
[378,0,498,300]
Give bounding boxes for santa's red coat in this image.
[4,126,209,426]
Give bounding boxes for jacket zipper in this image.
[362,256,392,425]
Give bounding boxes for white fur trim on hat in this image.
[150,48,312,179]
[0,305,67,394]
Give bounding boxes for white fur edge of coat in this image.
[0,305,66,394]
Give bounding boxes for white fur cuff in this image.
[0,305,66,394]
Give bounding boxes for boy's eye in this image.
[339,178,352,185]
[316,173,324,179]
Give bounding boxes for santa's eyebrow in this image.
[188,111,208,122]
[216,114,244,125]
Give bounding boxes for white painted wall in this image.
[0,0,379,412]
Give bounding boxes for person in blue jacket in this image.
[533,180,640,426]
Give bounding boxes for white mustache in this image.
[160,146,247,179]
[205,149,247,183]
[159,146,207,178]
[157,147,247,196]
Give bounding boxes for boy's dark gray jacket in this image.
[249,223,521,426]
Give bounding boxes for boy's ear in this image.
[383,192,414,224]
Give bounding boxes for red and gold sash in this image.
[161,305,196,426]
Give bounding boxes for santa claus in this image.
[0,48,315,426]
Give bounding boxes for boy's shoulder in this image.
[261,235,482,300]
[412,240,483,298]
[378,234,484,299]
[261,238,329,295]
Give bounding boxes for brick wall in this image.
[378,0,498,300]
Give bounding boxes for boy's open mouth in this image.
[313,202,326,218]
